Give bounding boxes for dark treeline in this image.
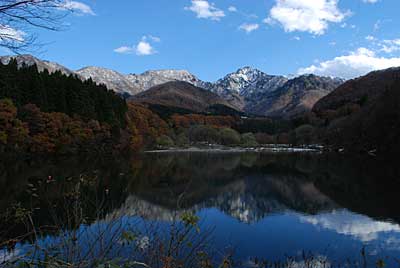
[0,60,127,128]
[317,79,400,154]
[0,62,134,155]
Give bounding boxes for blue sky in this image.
[3,0,400,81]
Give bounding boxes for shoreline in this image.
[145,145,323,154]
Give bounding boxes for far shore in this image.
[145,144,323,154]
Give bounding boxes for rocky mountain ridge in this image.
[0,54,75,76]
[0,54,344,117]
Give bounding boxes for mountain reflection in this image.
[109,152,399,225]
[2,152,400,264]
[112,170,337,223]
[1,152,400,239]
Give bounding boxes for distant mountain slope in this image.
[205,67,289,110]
[76,66,141,95]
[336,81,400,154]
[313,67,400,113]
[204,67,343,117]
[0,54,75,76]
[78,67,213,96]
[247,75,343,118]
[131,81,235,113]
[313,67,400,154]
[126,69,209,91]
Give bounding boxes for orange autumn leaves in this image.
[170,114,235,129]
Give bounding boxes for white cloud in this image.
[228,6,237,12]
[363,36,400,54]
[363,0,379,3]
[263,17,275,26]
[265,0,350,35]
[60,1,95,15]
[114,46,134,54]
[0,25,25,42]
[148,35,161,43]
[374,20,381,31]
[114,36,159,56]
[380,38,400,53]
[238,23,259,33]
[301,210,400,242]
[135,41,155,56]
[366,35,376,41]
[298,47,400,79]
[185,0,225,21]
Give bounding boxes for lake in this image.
[1,152,399,267]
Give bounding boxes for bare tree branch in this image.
[0,0,71,53]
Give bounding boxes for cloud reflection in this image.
[301,210,400,242]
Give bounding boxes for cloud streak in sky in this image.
[239,23,259,33]
[298,47,400,79]
[185,0,225,21]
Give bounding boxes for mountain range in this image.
[0,54,345,118]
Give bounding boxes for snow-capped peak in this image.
[207,66,288,98]
[126,69,204,91]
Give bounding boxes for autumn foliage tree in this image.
[125,103,170,150]
[0,99,29,150]
[171,114,235,129]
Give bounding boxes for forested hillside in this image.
[0,61,303,155]
[317,78,400,154]
[0,61,133,155]
[1,60,398,156]
[131,81,235,113]
[0,59,127,128]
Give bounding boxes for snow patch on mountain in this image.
[76,66,140,94]
[0,55,344,117]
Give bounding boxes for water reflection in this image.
[301,210,400,242]
[1,152,400,265]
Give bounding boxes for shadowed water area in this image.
[1,152,399,267]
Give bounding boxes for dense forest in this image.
[0,61,312,155]
[0,61,130,155]
[0,60,127,127]
[1,61,399,156]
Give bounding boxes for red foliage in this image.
[126,103,170,150]
[171,114,235,129]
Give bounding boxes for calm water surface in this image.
[1,152,400,266]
